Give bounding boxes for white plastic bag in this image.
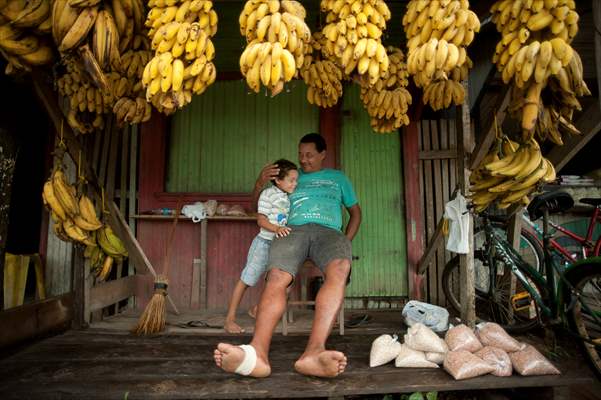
[425,351,446,365]
[369,334,401,367]
[404,323,448,353]
[402,300,449,332]
[395,344,439,368]
[444,193,469,254]
[181,202,207,223]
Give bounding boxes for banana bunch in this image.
[422,78,465,112]
[56,58,117,133]
[53,0,145,54]
[239,0,311,95]
[0,0,54,74]
[403,0,480,96]
[42,168,105,245]
[142,0,218,114]
[320,0,391,85]
[469,136,556,212]
[491,0,587,139]
[113,96,152,125]
[84,244,114,282]
[97,224,128,260]
[301,32,343,108]
[358,47,413,133]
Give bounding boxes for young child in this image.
[224,159,298,334]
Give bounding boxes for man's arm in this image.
[345,204,362,241]
[251,163,279,212]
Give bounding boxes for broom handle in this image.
[162,204,182,277]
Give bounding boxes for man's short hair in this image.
[300,133,326,152]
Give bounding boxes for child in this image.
[224,159,298,334]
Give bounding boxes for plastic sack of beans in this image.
[443,350,495,380]
[395,344,439,368]
[404,323,448,353]
[509,344,561,376]
[475,346,513,377]
[476,322,523,352]
[445,324,483,352]
[425,351,446,365]
[370,334,402,367]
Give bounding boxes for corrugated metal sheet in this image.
[340,84,407,297]
[167,80,319,193]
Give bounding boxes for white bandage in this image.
[234,344,257,376]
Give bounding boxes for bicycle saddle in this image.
[527,191,574,221]
[580,198,601,207]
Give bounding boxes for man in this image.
[214,133,362,378]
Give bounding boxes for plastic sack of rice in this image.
[404,323,448,353]
[476,322,523,353]
[475,346,513,377]
[425,351,446,365]
[509,344,561,376]
[370,334,402,367]
[445,324,483,353]
[443,350,495,380]
[395,344,439,368]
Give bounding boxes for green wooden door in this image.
[341,84,407,298]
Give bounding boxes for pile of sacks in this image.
[370,322,560,380]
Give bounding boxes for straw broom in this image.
[133,206,181,335]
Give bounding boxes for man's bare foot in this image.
[294,350,347,378]
[248,305,258,319]
[213,343,271,377]
[224,320,245,334]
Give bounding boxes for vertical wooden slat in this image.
[438,121,449,306]
[128,125,138,309]
[430,121,444,305]
[98,121,111,187]
[422,122,437,305]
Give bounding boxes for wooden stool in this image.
[281,260,344,336]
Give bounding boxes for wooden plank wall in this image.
[418,120,457,306]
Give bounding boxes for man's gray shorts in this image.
[267,223,352,280]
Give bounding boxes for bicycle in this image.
[442,191,601,377]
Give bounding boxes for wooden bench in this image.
[281,260,344,336]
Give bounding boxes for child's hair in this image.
[272,159,297,184]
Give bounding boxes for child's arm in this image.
[257,214,291,237]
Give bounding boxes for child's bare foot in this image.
[224,320,245,334]
[248,305,258,319]
[294,350,347,378]
[213,343,271,377]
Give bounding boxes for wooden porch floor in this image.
[0,310,597,399]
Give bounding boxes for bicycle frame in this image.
[520,206,601,263]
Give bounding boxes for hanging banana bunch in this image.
[142,0,218,115]
[403,0,480,110]
[0,0,54,74]
[359,46,413,133]
[491,0,589,143]
[239,0,311,96]
[320,0,391,85]
[469,134,556,212]
[301,32,344,108]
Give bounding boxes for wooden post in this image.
[594,0,601,113]
[456,80,476,327]
[403,103,425,300]
[199,219,208,309]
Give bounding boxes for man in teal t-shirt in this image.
[214,133,362,380]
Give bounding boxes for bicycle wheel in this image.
[442,256,547,333]
[568,269,601,379]
[486,222,544,274]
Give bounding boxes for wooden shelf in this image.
[133,214,257,221]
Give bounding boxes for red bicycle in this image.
[520,197,601,263]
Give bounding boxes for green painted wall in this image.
[166,80,318,193]
[341,84,408,297]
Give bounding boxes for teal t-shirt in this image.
[287,168,358,231]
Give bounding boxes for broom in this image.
[133,205,181,335]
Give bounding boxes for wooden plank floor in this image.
[0,310,596,400]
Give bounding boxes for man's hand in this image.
[275,226,292,238]
[256,163,280,189]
